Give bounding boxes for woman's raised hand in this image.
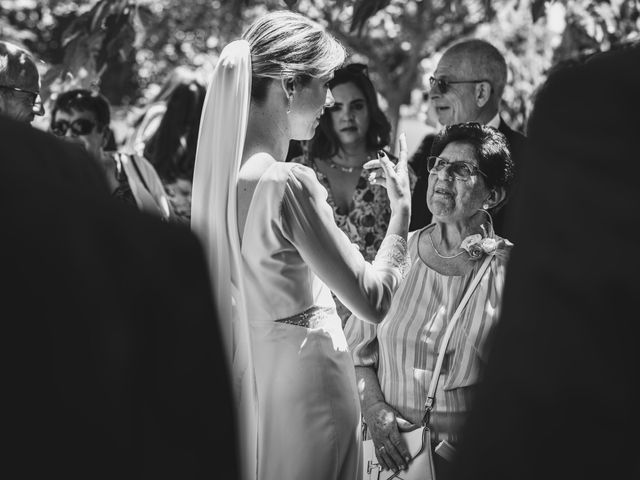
[364,133,411,214]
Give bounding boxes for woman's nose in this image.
[324,88,335,108]
[33,98,45,117]
[436,166,454,180]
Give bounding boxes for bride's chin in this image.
[292,130,315,142]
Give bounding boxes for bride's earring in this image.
[482,203,489,210]
[286,94,293,114]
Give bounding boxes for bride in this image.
[191,10,411,480]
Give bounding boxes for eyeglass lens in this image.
[429,77,448,93]
[51,119,96,136]
[428,156,477,179]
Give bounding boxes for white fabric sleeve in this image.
[281,164,409,324]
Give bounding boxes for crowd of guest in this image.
[2,19,638,480]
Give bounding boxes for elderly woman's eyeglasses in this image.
[0,84,44,114]
[429,76,491,95]
[50,118,97,137]
[427,156,486,181]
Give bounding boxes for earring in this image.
[286,94,293,115]
[482,203,489,210]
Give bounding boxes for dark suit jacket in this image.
[408,118,525,240]
[451,44,640,480]
[1,116,239,479]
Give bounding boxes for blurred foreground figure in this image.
[451,43,640,480]
[0,116,238,479]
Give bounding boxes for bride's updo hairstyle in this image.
[242,10,346,102]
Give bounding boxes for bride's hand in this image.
[364,132,411,213]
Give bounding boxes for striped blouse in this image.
[344,225,509,443]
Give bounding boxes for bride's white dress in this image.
[239,161,405,480]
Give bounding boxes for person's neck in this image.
[334,142,369,168]
[433,213,486,253]
[474,108,499,126]
[244,102,289,163]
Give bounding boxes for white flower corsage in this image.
[460,227,513,261]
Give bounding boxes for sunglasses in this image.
[50,118,97,137]
[0,85,44,114]
[429,76,491,95]
[342,62,369,77]
[427,156,486,181]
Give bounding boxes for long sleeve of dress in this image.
[280,165,409,324]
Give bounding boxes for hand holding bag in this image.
[361,256,493,480]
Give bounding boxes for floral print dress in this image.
[292,153,416,325]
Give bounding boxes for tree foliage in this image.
[292,0,501,138]
[1,0,637,136]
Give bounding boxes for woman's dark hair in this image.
[431,122,514,192]
[143,80,206,181]
[51,89,111,131]
[308,63,391,159]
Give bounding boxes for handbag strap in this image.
[422,254,493,426]
[128,153,152,193]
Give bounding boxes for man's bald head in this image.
[443,39,508,101]
[0,41,40,92]
[0,41,43,123]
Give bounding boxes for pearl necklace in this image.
[428,230,466,259]
[325,150,381,173]
[326,156,363,173]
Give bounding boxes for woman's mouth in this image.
[434,187,453,197]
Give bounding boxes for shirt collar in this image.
[486,112,501,129]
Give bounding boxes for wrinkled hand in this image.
[363,401,412,474]
[363,133,411,213]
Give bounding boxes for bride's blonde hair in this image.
[242,10,345,100]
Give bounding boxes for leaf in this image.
[350,0,391,34]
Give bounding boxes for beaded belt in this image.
[274,306,334,328]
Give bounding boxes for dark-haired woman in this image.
[143,79,206,223]
[292,64,416,325]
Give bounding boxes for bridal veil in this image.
[191,40,257,480]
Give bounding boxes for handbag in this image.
[362,256,493,480]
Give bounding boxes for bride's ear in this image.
[280,76,296,101]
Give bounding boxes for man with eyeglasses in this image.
[0,41,44,124]
[409,39,525,239]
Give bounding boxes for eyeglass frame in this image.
[50,118,98,137]
[429,76,492,95]
[0,84,44,114]
[427,155,486,181]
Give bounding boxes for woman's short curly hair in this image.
[431,122,514,192]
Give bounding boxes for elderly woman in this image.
[345,122,514,478]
